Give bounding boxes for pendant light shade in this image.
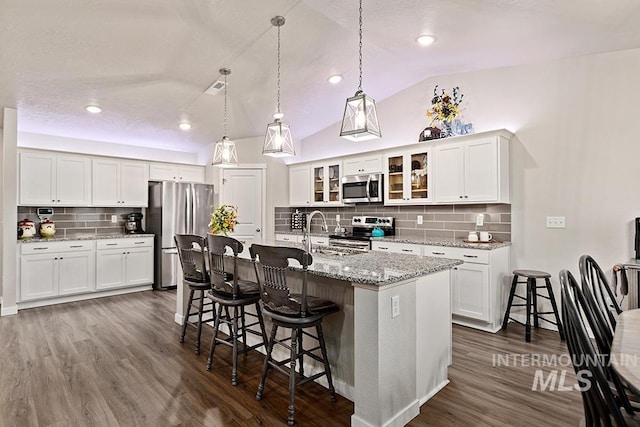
[340,0,381,141]
[212,68,238,167]
[263,16,295,158]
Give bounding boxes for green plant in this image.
[209,204,238,235]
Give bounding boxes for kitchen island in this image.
[175,243,461,427]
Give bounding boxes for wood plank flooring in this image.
[0,290,583,426]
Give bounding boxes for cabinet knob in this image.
[459,196,463,199]
[256,228,261,232]
[464,195,468,198]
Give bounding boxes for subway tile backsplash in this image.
[17,206,142,238]
[275,203,511,242]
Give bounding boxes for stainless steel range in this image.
[329,216,395,251]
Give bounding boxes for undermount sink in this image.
[312,248,359,257]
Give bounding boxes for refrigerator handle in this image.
[186,184,194,234]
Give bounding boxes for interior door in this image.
[221,168,264,254]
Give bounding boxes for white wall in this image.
[300,48,640,291]
[2,108,18,315]
[19,132,199,164]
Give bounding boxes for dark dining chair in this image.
[579,255,623,340]
[560,269,637,424]
[174,234,214,354]
[250,244,339,426]
[205,234,268,386]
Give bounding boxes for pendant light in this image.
[263,16,295,158]
[339,0,381,141]
[212,68,239,167]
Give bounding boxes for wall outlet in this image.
[391,295,400,318]
[111,215,118,224]
[336,214,340,222]
[546,216,566,228]
[416,215,423,225]
[476,213,484,226]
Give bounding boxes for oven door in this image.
[342,174,382,203]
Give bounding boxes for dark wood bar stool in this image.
[502,269,564,342]
[175,234,215,354]
[205,234,268,386]
[250,244,339,426]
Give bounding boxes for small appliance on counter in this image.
[37,207,56,238]
[18,218,36,239]
[125,212,145,234]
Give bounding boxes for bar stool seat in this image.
[502,269,564,342]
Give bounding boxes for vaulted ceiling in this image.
[1,0,639,153]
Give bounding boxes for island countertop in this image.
[17,233,155,243]
[246,241,462,287]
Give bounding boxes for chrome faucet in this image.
[302,210,329,253]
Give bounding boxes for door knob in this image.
[256,228,261,232]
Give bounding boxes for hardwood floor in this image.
[0,290,583,426]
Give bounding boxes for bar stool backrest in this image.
[559,269,627,426]
[207,233,243,297]
[174,234,209,283]
[249,244,313,316]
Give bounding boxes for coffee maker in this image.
[125,213,144,234]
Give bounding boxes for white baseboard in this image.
[351,399,420,427]
[418,379,450,406]
[17,285,152,310]
[1,305,18,316]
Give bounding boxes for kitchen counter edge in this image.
[17,234,155,243]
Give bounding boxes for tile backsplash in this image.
[275,203,511,242]
[17,207,143,238]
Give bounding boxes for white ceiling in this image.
[1,0,639,153]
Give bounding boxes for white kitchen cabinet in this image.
[310,235,329,246]
[384,147,432,205]
[92,159,149,207]
[343,154,382,176]
[19,240,95,301]
[288,164,312,206]
[422,244,510,332]
[371,241,423,255]
[312,162,342,206]
[275,233,301,243]
[433,132,510,203]
[19,151,91,206]
[96,237,154,290]
[149,163,205,183]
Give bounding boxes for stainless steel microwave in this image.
[342,173,383,203]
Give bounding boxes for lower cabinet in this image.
[373,242,510,332]
[96,238,154,290]
[18,237,153,306]
[19,240,96,301]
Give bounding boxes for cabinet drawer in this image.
[96,238,153,250]
[422,245,457,258]
[20,240,94,254]
[275,234,300,243]
[371,241,423,255]
[310,236,329,246]
[421,245,489,264]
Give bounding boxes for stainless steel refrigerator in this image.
[147,181,214,290]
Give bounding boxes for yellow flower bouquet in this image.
[426,85,464,137]
[209,204,238,235]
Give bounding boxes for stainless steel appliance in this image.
[146,181,214,290]
[342,173,383,204]
[125,212,145,234]
[329,216,395,251]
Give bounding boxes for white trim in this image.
[237,163,267,169]
[351,400,420,427]
[418,379,449,406]
[16,285,152,310]
[1,305,18,316]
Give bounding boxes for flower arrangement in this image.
[209,204,238,235]
[426,85,464,125]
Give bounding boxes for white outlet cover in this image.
[417,215,423,225]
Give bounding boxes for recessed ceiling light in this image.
[327,74,343,84]
[178,122,192,130]
[416,35,437,46]
[85,105,102,113]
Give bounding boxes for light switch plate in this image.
[111,215,118,223]
[546,216,566,228]
[391,295,400,318]
[476,214,484,226]
[416,215,423,225]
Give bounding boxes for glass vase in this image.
[442,120,453,138]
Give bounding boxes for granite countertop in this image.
[253,240,462,287]
[17,233,155,243]
[276,230,511,250]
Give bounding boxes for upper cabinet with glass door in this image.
[384,148,432,205]
[312,162,342,206]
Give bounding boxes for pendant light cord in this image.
[223,72,228,136]
[358,0,363,92]
[277,22,282,114]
